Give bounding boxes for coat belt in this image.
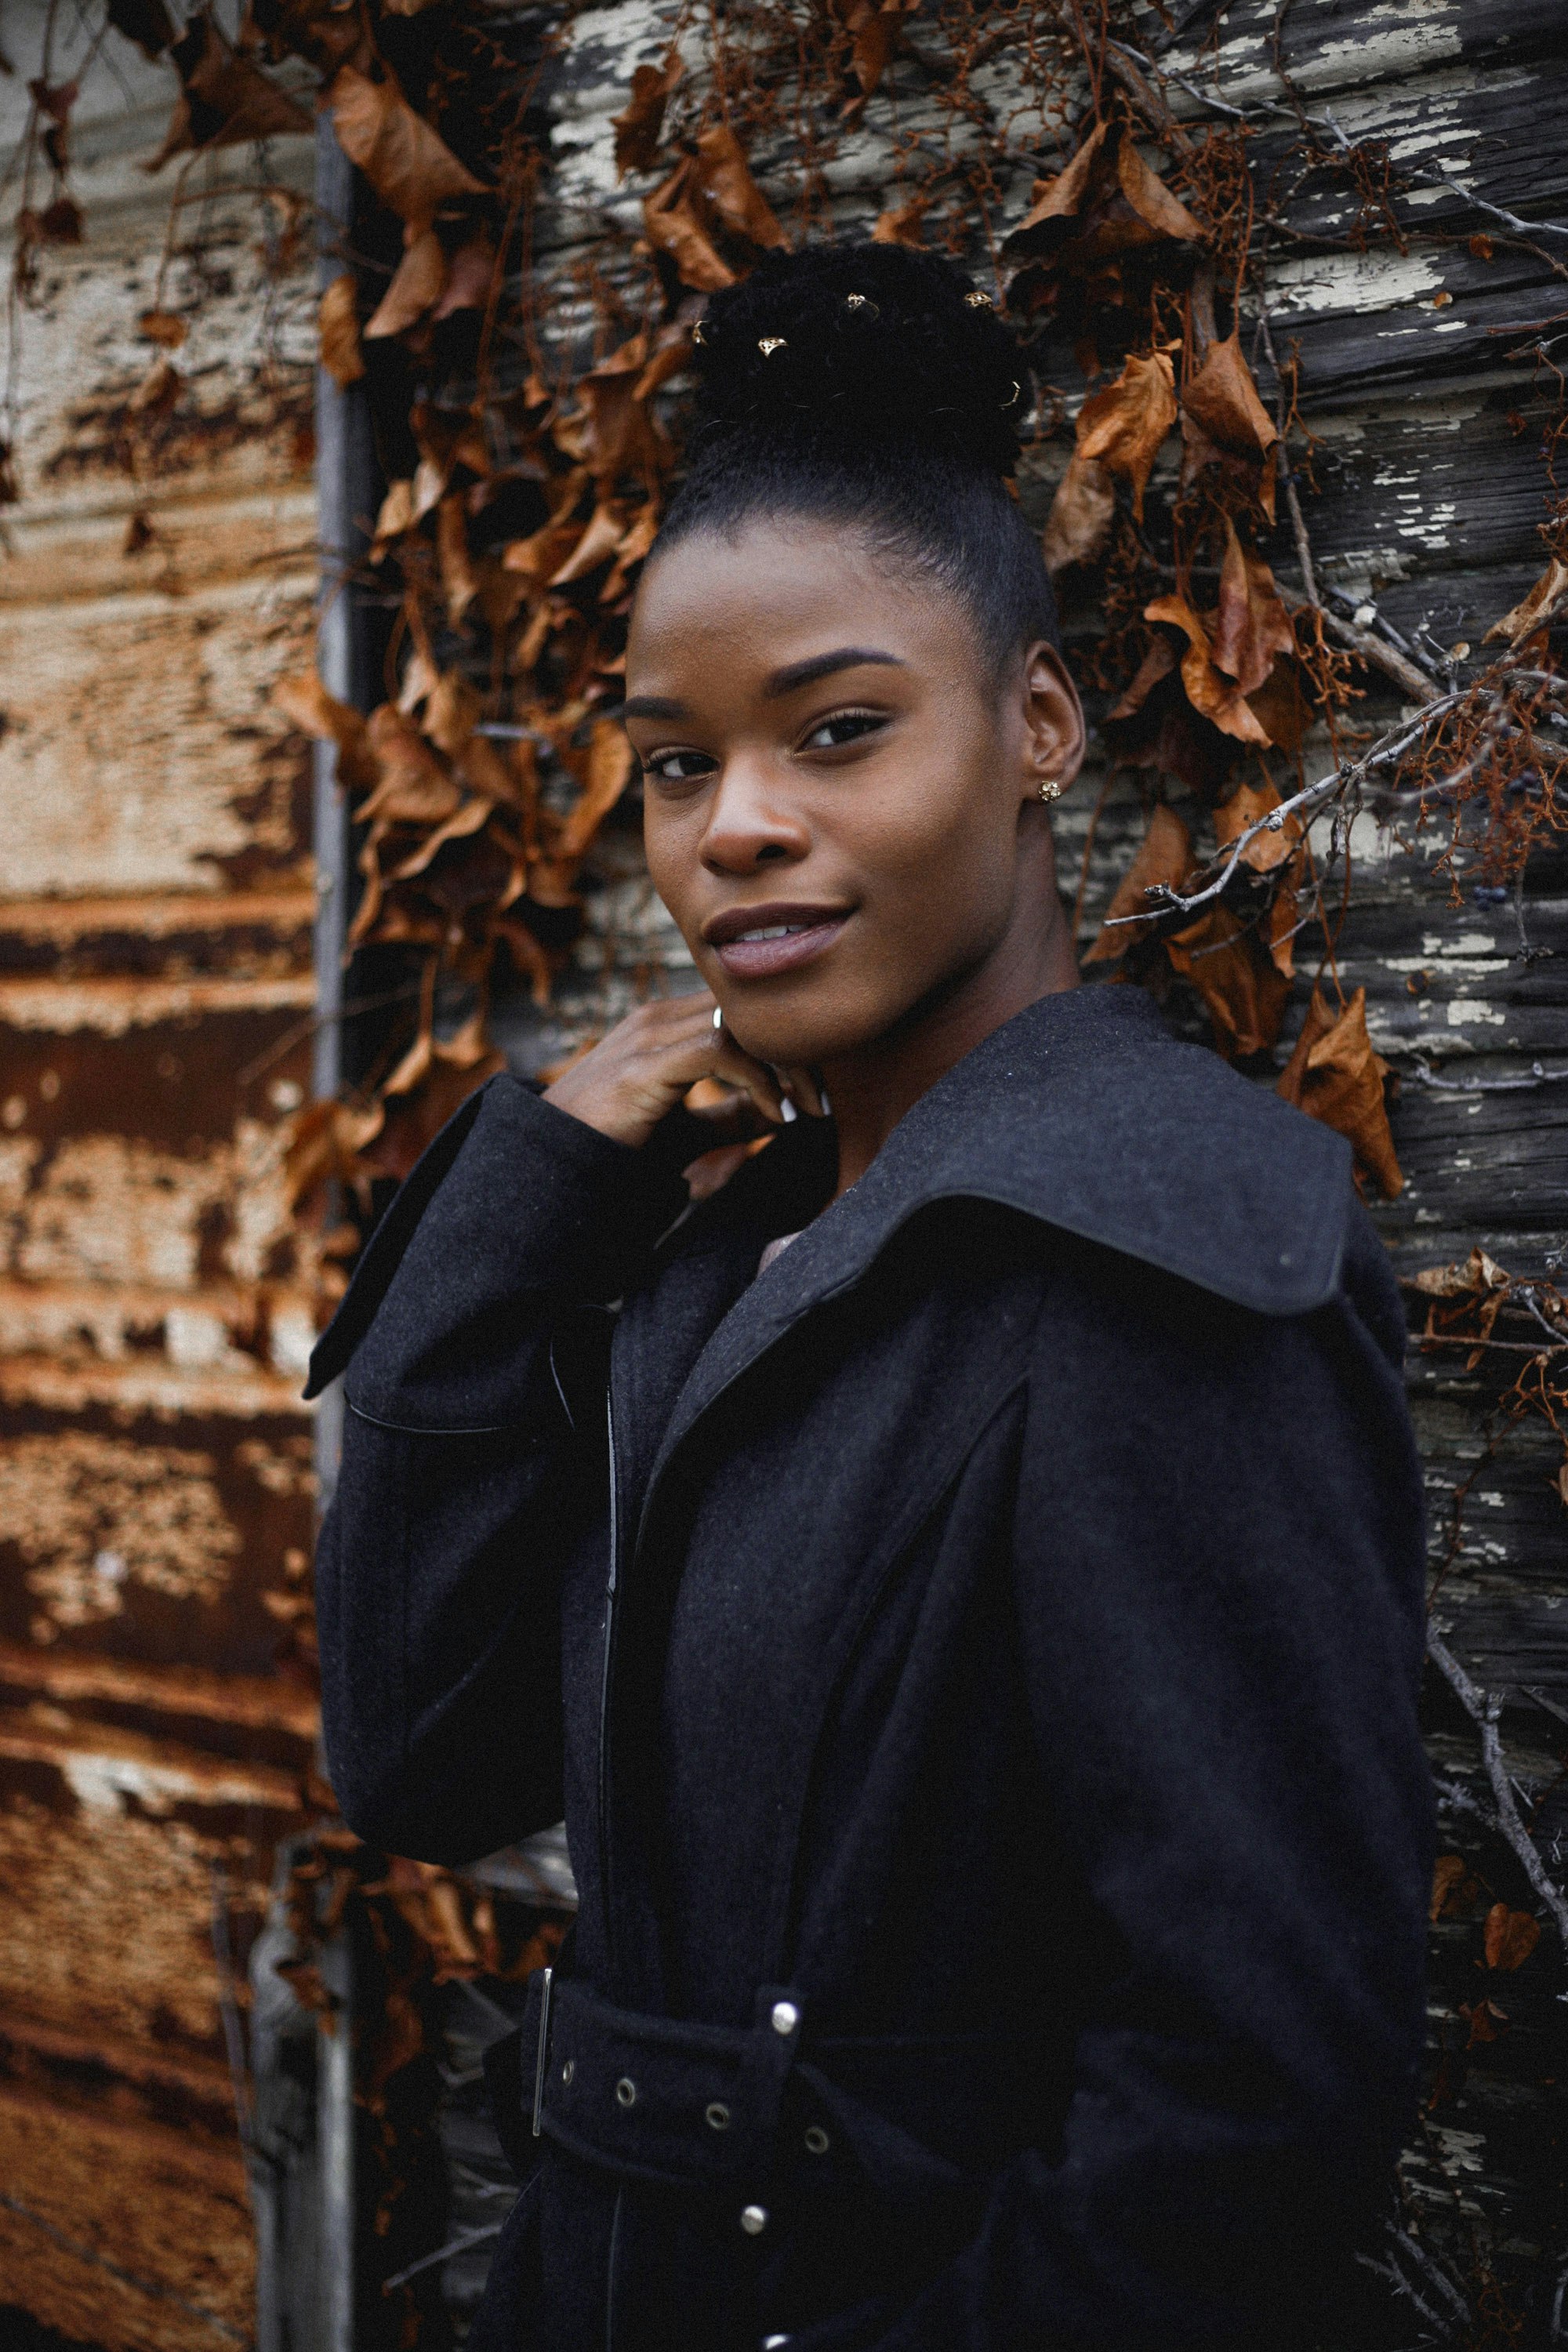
[484,1968,1065,2208]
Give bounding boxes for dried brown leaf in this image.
[1430,1855,1468,1922]
[556,719,636,862]
[1004,122,1200,267]
[1181,330,1279,521]
[1042,449,1116,575]
[872,190,931,248]
[318,274,365,385]
[1210,523,1295,700]
[1107,635,1178,721]
[272,666,374,786]
[365,226,446,339]
[437,492,480,626]
[1213,775,1303,876]
[1410,1247,1510,1301]
[1483,556,1568,647]
[391,794,494,880]
[613,50,681,178]
[851,0,918,98]
[1184,330,1278,461]
[644,158,735,292]
[503,515,589,589]
[1075,351,1176,521]
[147,10,309,169]
[107,0,175,59]
[1485,1904,1541,1972]
[1276,987,1404,1198]
[138,308,187,349]
[549,502,629,586]
[359,704,463,826]
[693,123,788,251]
[282,1095,384,1211]
[431,235,496,321]
[1144,593,1271,744]
[328,65,485,233]
[1167,906,1290,1058]
[1083,803,1192,963]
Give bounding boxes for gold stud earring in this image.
[1036,778,1063,804]
[758,336,787,357]
[964,289,995,309]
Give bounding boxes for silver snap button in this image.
[803,2124,829,2155]
[615,2077,637,2107]
[740,2204,768,2236]
[770,2000,800,2037]
[561,2060,575,2085]
[706,2101,731,2132]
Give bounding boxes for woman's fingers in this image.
[773,1063,829,1118]
[711,1033,785,1127]
[544,991,791,1148]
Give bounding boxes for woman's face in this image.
[623,515,1083,1073]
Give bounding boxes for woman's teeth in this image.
[738,924,810,942]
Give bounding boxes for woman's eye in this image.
[800,709,887,753]
[641,748,717,786]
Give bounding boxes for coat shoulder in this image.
[880,989,1365,1323]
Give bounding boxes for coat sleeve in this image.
[310,1075,690,1866]
[868,1214,1435,2350]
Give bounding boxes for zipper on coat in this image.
[597,1383,622,1971]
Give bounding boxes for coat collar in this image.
[690,982,1352,1322]
[635,985,1354,1511]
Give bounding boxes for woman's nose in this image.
[698,758,810,875]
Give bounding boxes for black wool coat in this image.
[308,985,1434,2352]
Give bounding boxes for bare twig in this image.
[381,2220,504,2293]
[1427,1629,1568,1948]
[1101,691,1469,929]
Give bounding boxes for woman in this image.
[309,245,1432,2352]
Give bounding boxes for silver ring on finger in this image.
[712,1006,724,1033]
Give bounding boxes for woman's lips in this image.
[711,916,848,979]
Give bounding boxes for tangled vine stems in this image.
[1099,637,1568,936]
[1428,1629,1568,1951]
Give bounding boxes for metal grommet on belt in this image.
[705,2100,731,2132]
[770,2000,800,2037]
[615,2076,637,2107]
[561,2060,574,2085]
[803,2124,829,2155]
[740,2203,768,2235]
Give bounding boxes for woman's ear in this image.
[1018,640,1087,805]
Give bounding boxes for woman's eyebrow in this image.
[764,647,905,699]
[619,694,689,723]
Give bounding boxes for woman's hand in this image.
[543,993,825,1151]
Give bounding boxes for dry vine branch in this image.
[1427,1631,1568,1951]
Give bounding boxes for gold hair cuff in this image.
[964,289,995,308]
[758,336,787,356]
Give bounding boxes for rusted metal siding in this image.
[0,8,320,2342]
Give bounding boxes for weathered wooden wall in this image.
[0,14,321,2344]
[402,2,1568,2339]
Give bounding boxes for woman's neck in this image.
[822,880,1079,1199]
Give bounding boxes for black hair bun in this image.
[689,242,1027,478]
